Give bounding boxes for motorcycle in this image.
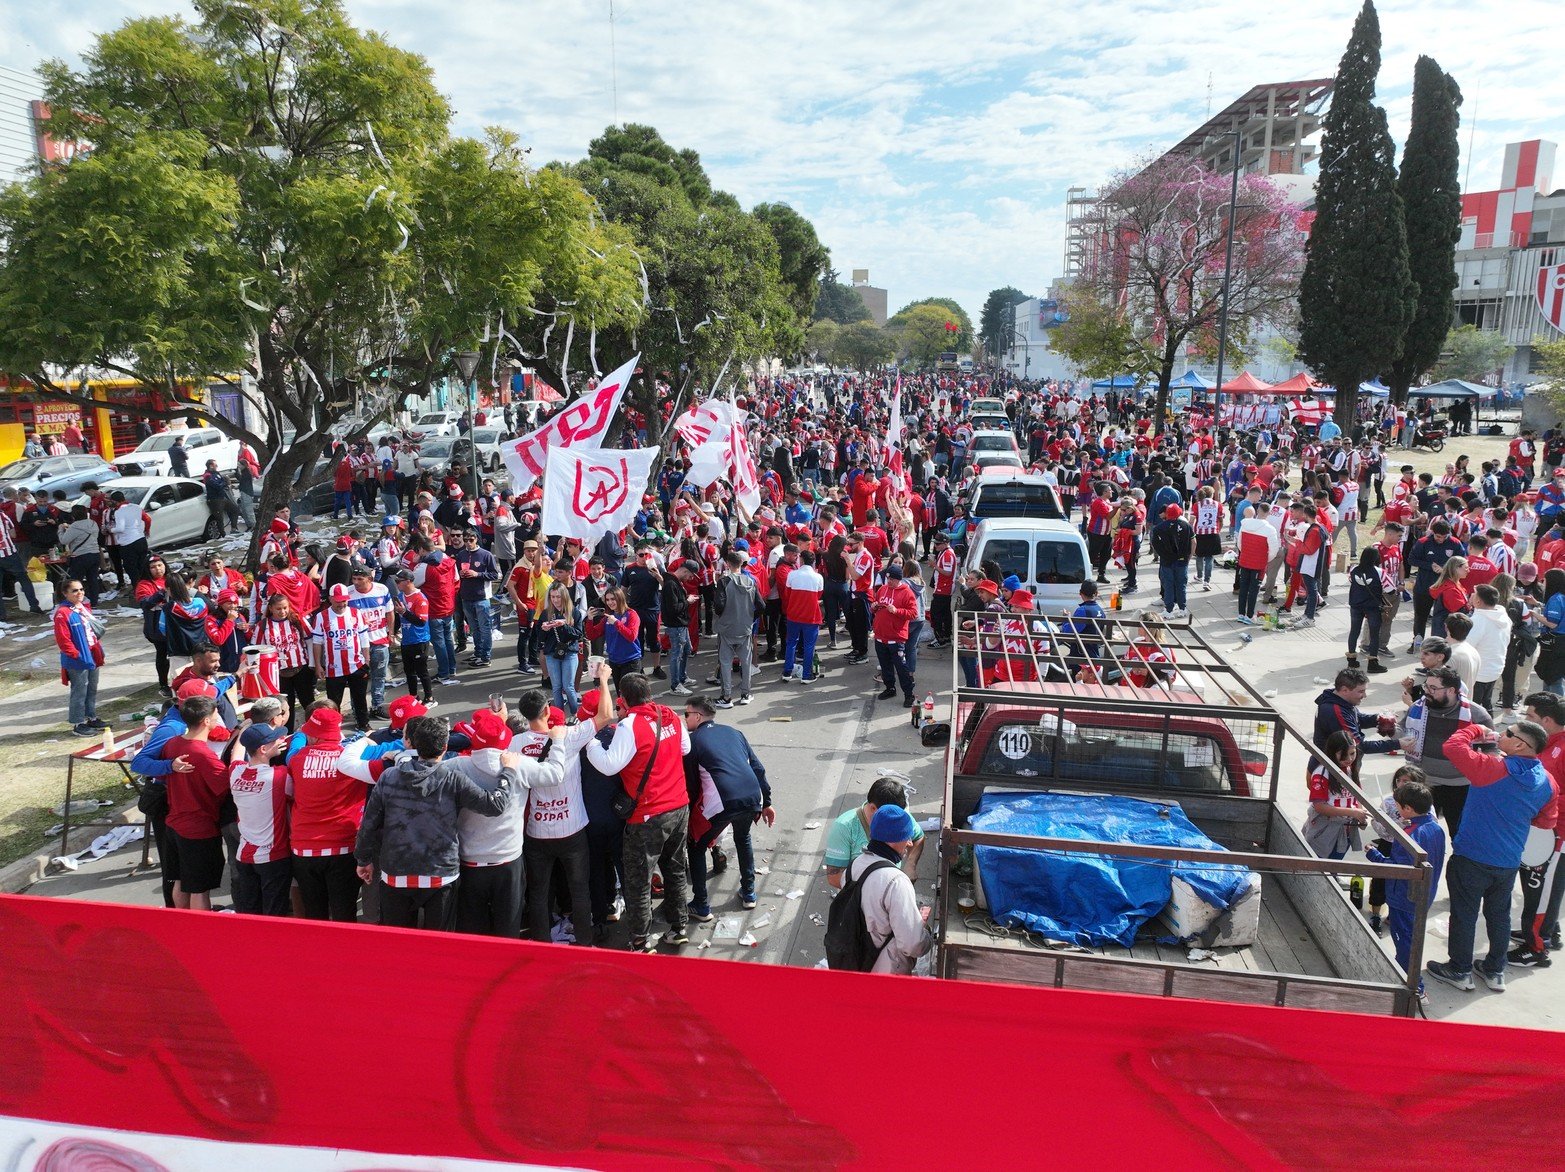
[1411,421,1447,453]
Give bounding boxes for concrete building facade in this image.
[850,268,888,326]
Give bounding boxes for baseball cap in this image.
[733,539,750,552]
[350,564,373,578]
[382,515,401,528]
[336,535,354,551]
[329,583,352,602]
[393,568,414,583]
[467,707,513,751]
[239,723,289,754]
[449,485,465,499]
[175,679,217,701]
[388,695,427,730]
[1165,504,1183,519]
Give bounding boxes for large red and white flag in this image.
[500,354,639,490]
[1538,263,1565,333]
[883,372,903,476]
[728,422,762,515]
[539,444,659,541]
[1289,397,1330,426]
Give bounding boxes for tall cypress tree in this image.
[1297,0,1417,427]
[1386,56,1464,404]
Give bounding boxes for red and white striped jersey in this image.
[229,761,290,864]
[1192,500,1223,536]
[311,606,367,676]
[1377,541,1404,593]
[849,548,876,593]
[255,616,311,669]
[0,510,16,557]
[933,546,958,595]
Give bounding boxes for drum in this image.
[240,645,281,699]
[1521,825,1556,869]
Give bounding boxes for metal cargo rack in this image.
[936,609,1431,1017]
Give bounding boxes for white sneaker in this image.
[737,694,753,705]
[669,684,692,696]
[1292,618,1315,629]
[423,698,439,710]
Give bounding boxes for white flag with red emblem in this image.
[500,354,639,491]
[884,372,904,479]
[727,422,762,515]
[539,444,659,540]
[672,398,742,450]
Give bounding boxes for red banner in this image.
[1,892,1561,1168]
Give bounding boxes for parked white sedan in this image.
[105,476,220,548]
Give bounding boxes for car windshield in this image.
[977,719,1235,793]
[972,435,1014,453]
[137,435,181,452]
[473,428,502,443]
[0,459,46,479]
[416,414,449,426]
[421,438,455,457]
[971,483,1063,520]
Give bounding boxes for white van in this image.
[961,517,1089,615]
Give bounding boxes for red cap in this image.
[547,705,567,729]
[216,588,239,605]
[388,695,426,731]
[336,535,354,551]
[1165,504,1183,519]
[175,678,217,701]
[301,707,343,740]
[467,708,512,751]
[269,518,290,534]
[449,486,465,499]
[329,584,352,602]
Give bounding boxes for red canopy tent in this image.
[1218,371,1275,394]
[1270,373,1323,394]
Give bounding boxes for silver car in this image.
[0,454,121,496]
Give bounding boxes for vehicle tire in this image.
[1429,436,1444,453]
[203,515,223,541]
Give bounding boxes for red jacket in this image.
[288,740,367,854]
[781,565,824,625]
[164,736,230,840]
[870,579,917,643]
[417,555,459,618]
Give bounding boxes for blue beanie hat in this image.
[869,804,918,843]
[1002,574,1022,592]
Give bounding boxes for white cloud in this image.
[6,0,1563,323]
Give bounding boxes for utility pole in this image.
[1212,127,1243,420]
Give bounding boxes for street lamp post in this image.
[453,350,482,505]
[1212,127,1243,421]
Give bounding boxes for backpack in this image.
[824,858,896,972]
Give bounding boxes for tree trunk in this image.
[245,433,332,571]
[1334,384,1360,431]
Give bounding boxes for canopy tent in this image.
[1170,370,1214,389]
[1412,379,1498,400]
[1090,375,1148,390]
[1269,372,1322,394]
[1218,371,1274,394]
[1313,380,1390,398]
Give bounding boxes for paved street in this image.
[10,518,1565,1033]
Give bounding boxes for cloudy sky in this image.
[7,0,1562,322]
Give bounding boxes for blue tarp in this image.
[969,791,1253,948]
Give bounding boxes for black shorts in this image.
[167,829,225,894]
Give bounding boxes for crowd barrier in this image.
[1,892,1561,1168]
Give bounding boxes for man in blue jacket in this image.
[1427,721,1558,993]
[682,696,774,916]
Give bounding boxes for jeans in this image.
[666,624,690,688]
[904,619,925,674]
[461,598,492,661]
[1347,602,1382,656]
[1195,554,1215,584]
[1444,853,1519,977]
[823,580,850,643]
[547,651,580,711]
[1158,562,1188,611]
[688,809,756,912]
[875,639,914,699]
[67,666,99,726]
[236,488,257,530]
[524,829,593,944]
[622,806,690,941]
[430,615,456,678]
[783,619,818,679]
[1300,572,1319,620]
[960,653,979,688]
[1236,566,1261,618]
[367,643,389,711]
[332,489,355,518]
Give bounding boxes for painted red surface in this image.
[2,893,1564,1168]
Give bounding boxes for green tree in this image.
[978,286,1028,358]
[1434,325,1514,383]
[1297,0,1417,427]
[813,271,872,324]
[1386,55,1464,405]
[804,319,839,363]
[893,303,965,364]
[557,125,798,451]
[888,298,973,352]
[1049,286,1161,386]
[834,321,895,370]
[1537,336,1565,382]
[753,202,830,322]
[0,0,640,566]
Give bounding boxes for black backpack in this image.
[824,859,896,972]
